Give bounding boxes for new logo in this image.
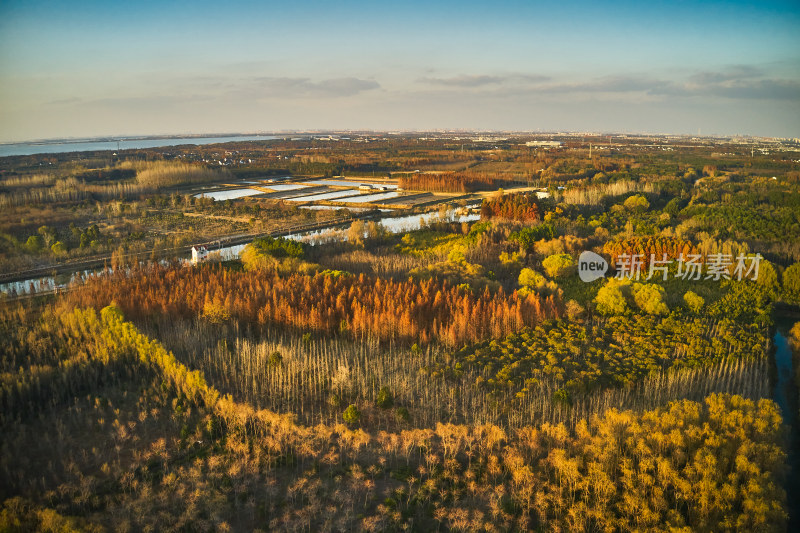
[578,251,608,282]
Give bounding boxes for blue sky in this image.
[1,0,798,141]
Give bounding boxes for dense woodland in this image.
[0,304,789,531]
[63,265,560,346]
[398,172,516,193]
[480,192,542,223]
[2,135,800,531]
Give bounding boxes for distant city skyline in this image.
[1,0,798,143]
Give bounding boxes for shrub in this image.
[268,351,283,368]
[241,236,305,270]
[343,404,361,426]
[394,407,410,424]
[376,387,394,409]
[25,235,43,253]
[50,241,66,255]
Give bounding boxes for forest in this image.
[398,172,518,193]
[1,134,800,531]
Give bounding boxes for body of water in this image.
[0,135,278,157]
[194,188,265,201]
[0,211,480,297]
[286,190,361,202]
[773,317,800,530]
[300,205,370,212]
[335,192,400,203]
[773,328,793,416]
[266,184,308,191]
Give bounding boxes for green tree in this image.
[25,235,43,253]
[623,195,650,212]
[37,225,56,247]
[683,291,705,314]
[343,404,361,426]
[632,283,669,315]
[664,197,683,215]
[542,254,575,278]
[595,279,629,315]
[394,407,410,424]
[376,387,394,409]
[518,268,547,290]
[50,241,66,256]
[756,260,779,296]
[783,263,800,303]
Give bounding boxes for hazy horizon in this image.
[1,128,795,147]
[2,0,799,143]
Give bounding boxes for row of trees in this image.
[0,161,230,208]
[66,265,561,345]
[446,311,768,401]
[480,193,541,222]
[125,160,230,188]
[398,172,513,193]
[559,179,659,206]
[603,235,697,265]
[151,302,772,431]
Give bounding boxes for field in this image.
[1,133,800,531]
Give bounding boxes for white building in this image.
[525,141,562,148]
[191,246,209,264]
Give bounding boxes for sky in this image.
[0,0,798,142]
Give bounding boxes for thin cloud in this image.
[688,65,763,85]
[251,77,380,98]
[652,76,800,101]
[537,76,668,94]
[84,94,211,108]
[47,97,83,105]
[514,71,798,102]
[418,73,550,88]
[419,75,505,87]
[709,78,800,100]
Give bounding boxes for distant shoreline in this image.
[0,133,279,147]
[0,134,284,157]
